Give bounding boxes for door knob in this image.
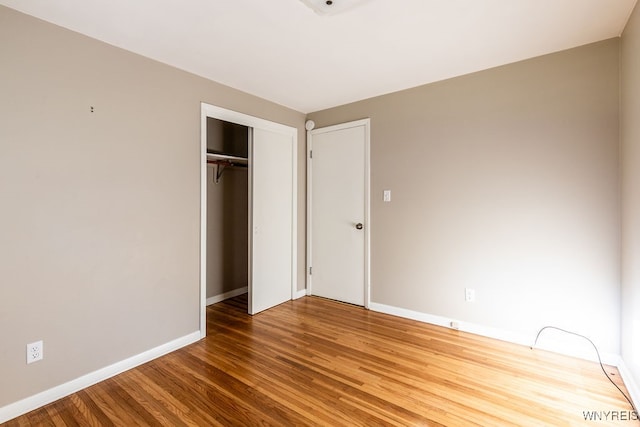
[355,223,363,230]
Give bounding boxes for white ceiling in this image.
[1,0,637,113]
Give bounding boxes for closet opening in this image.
[199,101,297,335]
[205,118,249,307]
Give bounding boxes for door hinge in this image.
[309,150,313,159]
[309,267,312,275]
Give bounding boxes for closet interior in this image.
[206,117,249,303]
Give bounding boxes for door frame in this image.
[306,118,371,308]
[200,102,298,337]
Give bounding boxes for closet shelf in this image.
[206,152,248,166]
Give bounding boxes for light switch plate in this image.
[383,190,391,202]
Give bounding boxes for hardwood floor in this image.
[5,295,638,426]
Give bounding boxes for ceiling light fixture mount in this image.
[299,0,371,16]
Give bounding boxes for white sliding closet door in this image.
[249,127,294,315]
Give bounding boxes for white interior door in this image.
[308,119,369,306]
[249,127,295,314]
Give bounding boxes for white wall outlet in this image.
[383,190,391,202]
[465,288,475,302]
[27,340,43,364]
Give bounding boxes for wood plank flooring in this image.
[5,295,638,426]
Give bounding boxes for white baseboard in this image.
[617,359,640,412]
[206,286,248,306]
[206,287,306,304]
[368,302,620,366]
[0,331,201,424]
[369,302,531,348]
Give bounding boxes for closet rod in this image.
[206,153,247,184]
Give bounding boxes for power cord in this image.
[531,326,637,414]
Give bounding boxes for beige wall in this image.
[206,166,249,298]
[0,6,305,408]
[621,1,640,394]
[308,39,621,356]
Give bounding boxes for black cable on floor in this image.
[531,325,637,414]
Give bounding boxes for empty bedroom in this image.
[1,0,640,425]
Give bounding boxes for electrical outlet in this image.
[465,288,475,302]
[26,340,43,364]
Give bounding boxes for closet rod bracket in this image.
[214,163,226,184]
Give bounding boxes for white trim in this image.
[618,359,640,411]
[0,331,200,424]
[306,129,313,296]
[199,105,208,339]
[294,288,307,300]
[206,286,248,306]
[201,103,295,135]
[290,128,298,302]
[369,302,621,366]
[363,120,371,309]
[306,118,371,308]
[201,103,298,318]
